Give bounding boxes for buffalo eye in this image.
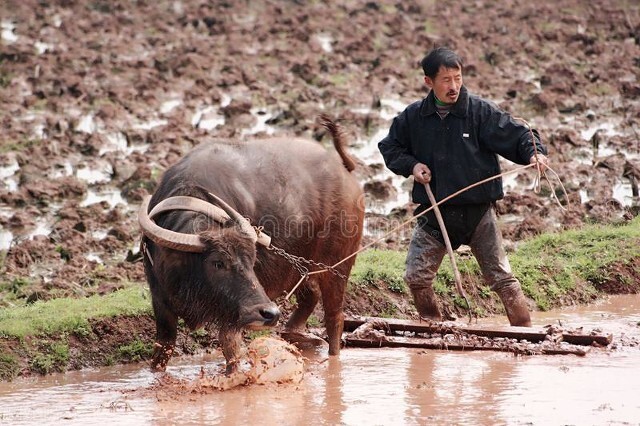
[212,260,225,270]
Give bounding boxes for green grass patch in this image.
[0,286,151,338]
[431,255,482,296]
[117,339,153,362]
[349,245,487,297]
[379,301,399,318]
[349,249,407,293]
[0,137,42,154]
[0,277,34,307]
[0,353,20,381]
[30,341,70,375]
[326,73,353,88]
[306,314,321,328]
[0,70,12,88]
[513,217,640,309]
[245,330,274,340]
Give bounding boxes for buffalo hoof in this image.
[225,360,240,375]
[280,330,328,350]
[150,343,174,372]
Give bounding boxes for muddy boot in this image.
[411,287,443,321]
[496,284,531,327]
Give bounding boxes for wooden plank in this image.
[343,317,612,347]
[344,335,590,356]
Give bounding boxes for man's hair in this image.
[421,47,463,78]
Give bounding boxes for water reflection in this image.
[191,105,225,130]
[1,20,18,43]
[80,189,125,208]
[76,163,113,185]
[501,353,640,425]
[0,229,12,251]
[329,350,409,425]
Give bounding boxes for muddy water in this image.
[1,295,639,426]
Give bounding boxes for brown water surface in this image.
[1,295,639,425]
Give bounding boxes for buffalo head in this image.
[139,193,279,370]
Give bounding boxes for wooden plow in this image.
[343,317,613,357]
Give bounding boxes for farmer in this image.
[378,47,548,326]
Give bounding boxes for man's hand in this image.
[529,153,549,173]
[412,163,431,184]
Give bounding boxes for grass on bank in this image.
[350,216,640,311]
[511,219,640,309]
[0,286,151,339]
[0,217,638,340]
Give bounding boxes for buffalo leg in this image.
[319,275,348,356]
[285,281,320,332]
[150,299,178,371]
[281,281,327,347]
[219,326,244,374]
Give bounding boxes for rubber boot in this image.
[411,287,443,321]
[496,284,532,327]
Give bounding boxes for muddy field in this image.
[1,1,639,307]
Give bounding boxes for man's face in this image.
[424,65,462,104]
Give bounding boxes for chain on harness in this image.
[266,244,347,281]
[252,225,346,300]
[268,244,347,300]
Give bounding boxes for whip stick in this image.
[424,184,472,321]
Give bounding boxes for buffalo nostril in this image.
[260,306,280,326]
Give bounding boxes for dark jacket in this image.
[378,85,547,207]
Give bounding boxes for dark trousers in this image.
[405,206,520,292]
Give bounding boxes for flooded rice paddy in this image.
[1,294,639,425]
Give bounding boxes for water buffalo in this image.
[138,117,364,372]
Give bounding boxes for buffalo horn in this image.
[138,195,206,253]
[207,192,259,245]
[155,194,270,247]
[148,196,231,223]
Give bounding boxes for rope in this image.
[515,116,568,210]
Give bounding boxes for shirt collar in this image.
[420,85,469,118]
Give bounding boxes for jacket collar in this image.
[420,85,469,118]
